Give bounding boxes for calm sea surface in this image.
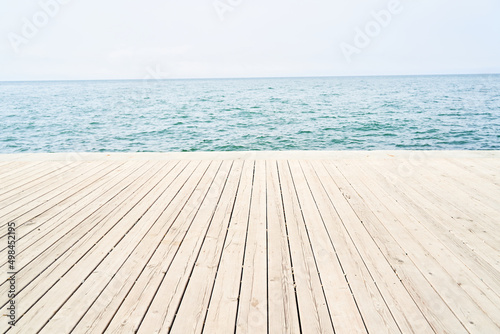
[1,75,499,153]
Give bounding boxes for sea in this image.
[1,74,499,153]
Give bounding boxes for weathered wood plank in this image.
[0,152,498,334]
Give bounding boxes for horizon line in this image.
[1,72,499,84]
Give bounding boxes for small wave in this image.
[1,76,499,153]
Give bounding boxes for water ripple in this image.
[0,75,499,153]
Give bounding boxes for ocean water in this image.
[1,75,499,153]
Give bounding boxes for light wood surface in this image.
[0,151,498,333]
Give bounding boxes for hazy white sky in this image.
[1,0,499,81]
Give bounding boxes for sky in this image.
[1,0,499,81]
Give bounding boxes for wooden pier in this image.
[0,151,499,333]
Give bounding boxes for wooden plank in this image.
[368,157,500,240]
[235,160,268,334]
[0,161,82,210]
[0,162,121,234]
[448,158,500,187]
[463,156,500,174]
[305,160,405,334]
[321,160,441,333]
[0,152,497,333]
[0,161,54,185]
[277,160,335,333]
[0,161,147,298]
[349,161,500,328]
[0,161,162,273]
[0,160,189,331]
[368,159,500,294]
[0,162,140,243]
[166,160,244,334]
[0,161,77,198]
[0,161,106,217]
[290,160,367,334]
[332,159,498,333]
[197,160,254,334]
[0,161,120,243]
[73,161,232,333]
[0,161,45,183]
[39,160,222,332]
[426,159,500,209]
[397,161,500,233]
[4,161,207,332]
[0,160,22,170]
[100,160,223,333]
[363,159,500,278]
[265,160,301,334]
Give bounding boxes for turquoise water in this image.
[1,75,499,153]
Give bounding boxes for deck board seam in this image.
[276,161,304,334]
[65,161,219,333]
[321,160,407,333]
[197,161,245,334]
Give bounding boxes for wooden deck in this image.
[0,151,499,333]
